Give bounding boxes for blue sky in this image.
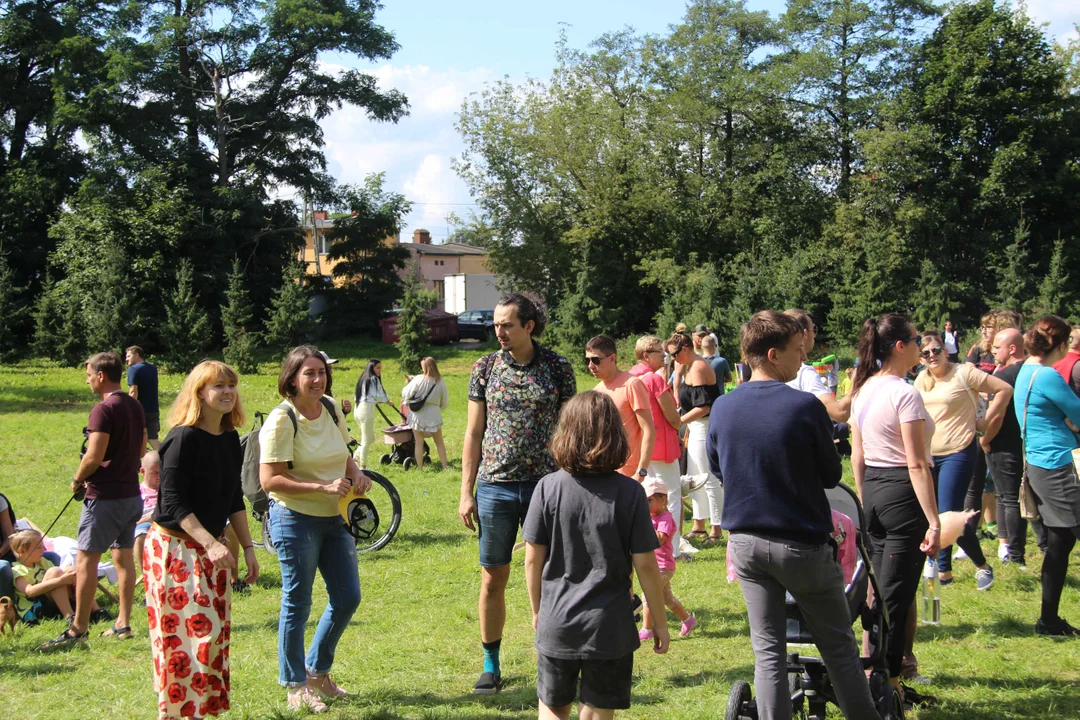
[318,0,1078,243]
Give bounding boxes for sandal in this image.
[307,671,348,698]
[685,530,709,539]
[704,535,723,545]
[287,686,328,713]
[41,627,89,650]
[100,625,133,639]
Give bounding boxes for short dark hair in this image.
[496,292,547,337]
[87,352,124,383]
[585,335,617,357]
[278,345,328,398]
[550,391,630,475]
[1025,315,1071,359]
[125,346,145,360]
[741,311,803,369]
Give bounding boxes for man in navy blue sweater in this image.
[707,311,876,720]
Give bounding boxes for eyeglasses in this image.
[920,347,944,359]
[646,349,664,356]
[584,355,610,366]
[900,335,923,347]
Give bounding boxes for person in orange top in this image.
[1052,326,1080,396]
[585,335,655,479]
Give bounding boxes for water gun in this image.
[813,354,837,375]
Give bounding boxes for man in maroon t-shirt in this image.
[45,352,146,648]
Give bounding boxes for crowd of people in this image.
[2,296,1079,720]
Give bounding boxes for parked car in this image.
[457,309,494,341]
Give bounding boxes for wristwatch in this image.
[636,468,647,478]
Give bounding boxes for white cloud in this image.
[316,62,498,241]
[1021,0,1079,42]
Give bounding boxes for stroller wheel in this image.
[725,680,754,720]
[872,674,903,720]
[403,457,416,471]
[380,453,392,465]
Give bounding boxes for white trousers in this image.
[353,402,377,467]
[648,460,683,558]
[686,418,723,525]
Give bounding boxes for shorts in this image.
[135,521,152,538]
[145,412,161,441]
[77,496,142,553]
[537,652,633,710]
[476,480,537,568]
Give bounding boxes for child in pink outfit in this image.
[640,477,696,640]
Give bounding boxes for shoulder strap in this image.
[281,397,340,437]
[1021,367,1044,447]
[955,364,980,413]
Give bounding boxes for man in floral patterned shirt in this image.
[459,292,576,695]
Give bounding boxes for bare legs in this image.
[411,429,449,471]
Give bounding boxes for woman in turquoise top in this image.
[1014,315,1080,638]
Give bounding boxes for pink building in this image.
[400,229,490,301]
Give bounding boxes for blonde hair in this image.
[420,356,441,381]
[9,529,42,556]
[634,335,662,361]
[166,360,247,431]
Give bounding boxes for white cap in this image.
[318,351,338,365]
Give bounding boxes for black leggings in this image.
[1042,525,1080,624]
[863,467,929,677]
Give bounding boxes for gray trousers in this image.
[729,532,878,720]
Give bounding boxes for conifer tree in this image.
[163,259,213,373]
[221,258,259,373]
[264,261,312,356]
[911,258,961,331]
[1032,236,1071,319]
[83,242,133,354]
[394,270,436,375]
[0,254,24,362]
[992,217,1033,314]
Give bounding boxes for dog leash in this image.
[26,487,85,557]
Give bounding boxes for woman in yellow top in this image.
[259,346,372,713]
[915,330,1012,588]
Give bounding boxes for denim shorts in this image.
[476,480,537,568]
[77,496,142,553]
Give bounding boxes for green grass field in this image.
[1,341,1078,719]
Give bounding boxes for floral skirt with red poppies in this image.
[144,526,232,719]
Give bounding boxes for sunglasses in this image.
[584,355,611,366]
[900,335,923,347]
[920,347,944,359]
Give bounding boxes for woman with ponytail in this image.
[850,314,940,695]
[1014,316,1080,637]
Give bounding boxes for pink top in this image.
[726,510,857,584]
[851,375,935,468]
[628,363,681,464]
[652,510,676,571]
[140,482,159,516]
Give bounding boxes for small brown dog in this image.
[0,596,17,636]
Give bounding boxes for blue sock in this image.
[482,639,501,676]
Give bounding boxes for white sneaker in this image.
[678,537,701,555]
[953,545,968,560]
[998,543,1009,562]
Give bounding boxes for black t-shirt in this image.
[86,392,146,500]
[989,363,1023,455]
[522,469,659,660]
[965,348,996,374]
[155,426,245,538]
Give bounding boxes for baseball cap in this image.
[318,351,339,365]
[693,324,709,334]
[641,476,668,497]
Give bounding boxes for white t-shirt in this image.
[943,331,959,355]
[786,364,833,398]
[852,375,935,468]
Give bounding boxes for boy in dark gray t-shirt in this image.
[523,391,669,719]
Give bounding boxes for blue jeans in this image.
[268,503,361,686]
[476,481,537,568]
[933,441,986,572]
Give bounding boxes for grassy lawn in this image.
[0,340,1078,719]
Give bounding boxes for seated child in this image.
[132,451,160,582]
[523,391,670,720]
[639,477,696,640]
[9,529,99,625]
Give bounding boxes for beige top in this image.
[259,397,352,517]
[914,363,994,456]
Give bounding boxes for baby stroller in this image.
[725,483,903,720]
[376,402,430,470]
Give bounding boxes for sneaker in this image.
[903,672,932,685]
[473,671,503,695]
[40,627,89,651]
[287,686,327,713]
[982,522,998,540]
[630,593,643,623]
[680,615,698,637]
[953,546,968,560]
[639,628,654,641]
[975,566,995,591]
[307,672,347,698]
[998,544,1009,562]
[1036,617,1080,637]
[231,578,249,594]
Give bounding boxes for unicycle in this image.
[340,470,402,553]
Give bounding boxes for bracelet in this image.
[928,527,941,533]
[241,544,254,550]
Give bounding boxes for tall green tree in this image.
[1031,236,1072,319]
[163,259,213,373]
[0,253,24,361]
[394,271,436,375]
[991,217,1033,314]
[324,174,412,334]
[221,258,259,374]
[264,261,313,355]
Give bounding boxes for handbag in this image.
[406,381,437,412]
[1019,367,1043,521]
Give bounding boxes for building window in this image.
[316,233,329,255]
